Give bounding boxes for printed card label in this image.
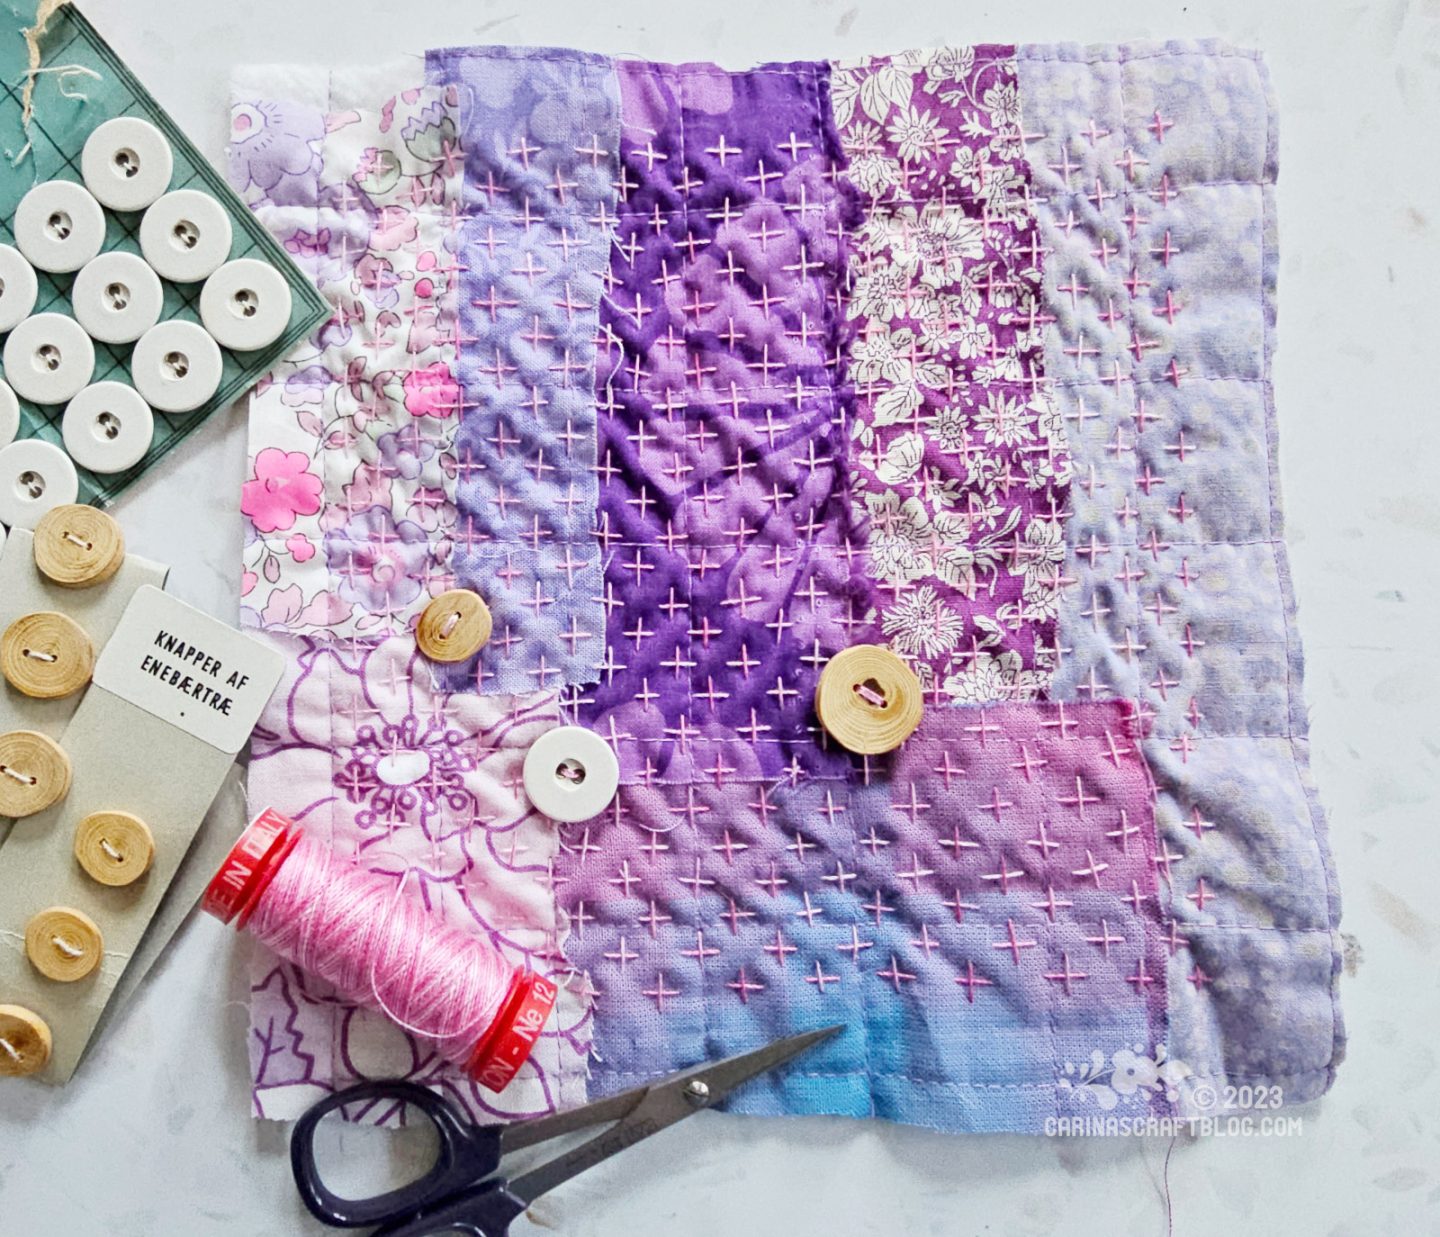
[94,586,284,754]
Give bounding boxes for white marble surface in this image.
[2,1,1436,1233]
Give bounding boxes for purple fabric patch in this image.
[558,700,1166,1128]
[835,48,1072,703]
[576,60,869,783]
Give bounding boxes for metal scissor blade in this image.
[505,1026,843,1206]
[498,1083,656,1154]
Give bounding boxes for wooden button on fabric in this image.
[1,611,95,699]
[33,504,126,588]
[0,730,72,817]
[417,589,492,662]
[74,810,155,887]
[25,906,104,982]
[0,1005,52,1078]
[815,644,924,755]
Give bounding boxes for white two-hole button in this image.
[130,320,221,413]
[3,314,95,405]
[0,439,79,530]
[199,258,291,352]
[139,190,232,283]
[522,726,620,823]
[81,117,174,212]
[0,380,18,450]
[71,251,164,345]
[0,244,39,333]
[14,180,106,273]
[62,382,154,473]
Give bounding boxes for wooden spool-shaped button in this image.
[815,644,924,755]
[0,1005,53,1078]
[0,729,72,817]
[33,504,125,588]
[416,589,492,663]
[1,611,95,699]
[25,906,104,982]
[75,810,155,887]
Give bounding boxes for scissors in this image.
[292,1025,842,1236]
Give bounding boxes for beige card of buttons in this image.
[0,1,327,524]
[0,507,283,1083]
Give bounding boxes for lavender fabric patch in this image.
[424,48,616,695]
[1015,41,1343,1104]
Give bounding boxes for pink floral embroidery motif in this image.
[242,448,324,534]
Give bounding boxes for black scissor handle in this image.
[291,1081,504,1229]
[370,1181,529,1237]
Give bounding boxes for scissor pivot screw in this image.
[684,1080,711,1106]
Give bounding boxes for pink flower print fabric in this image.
[231,66,591,1124]
[242,448,325,534]
[245,630,589,1122]
[231,66,468,642]
[834,49,1072,704]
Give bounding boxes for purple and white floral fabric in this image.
[836,49,1072,704]
[229,41,1342,1134]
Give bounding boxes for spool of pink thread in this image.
[202,808,556,1093]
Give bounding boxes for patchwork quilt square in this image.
[230,40,1342,1133]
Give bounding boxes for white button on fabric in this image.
[0,244,39,333]
[0,380,18,450]
[71,251,164,345]
[14,180,106,273]
[3,313,95,405]
[130,320,222,413]
[81,116,174,212]
[199,258,292,352]
[139,189,232,283]
[0,439,79,530]
[62,382,154,473]
[522,726,620,823]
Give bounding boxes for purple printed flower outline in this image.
[337,712,481,843]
